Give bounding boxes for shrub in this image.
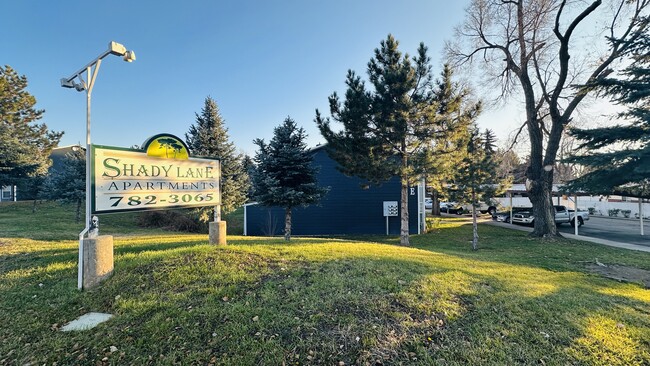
[588,207,596,215]
[621,209,632,218]
[426,217,442,232]
[608,209,620,217]
[136,210,206,233]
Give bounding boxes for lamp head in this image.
[60,78,85,91]
[60,78,75,88]
[123,50,136,62]
[109,41,127,56]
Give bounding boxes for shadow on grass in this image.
[340,222,650,274]
[1,235,649,365]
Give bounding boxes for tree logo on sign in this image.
[142,134,190,159]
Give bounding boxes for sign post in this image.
[383,201,398,235]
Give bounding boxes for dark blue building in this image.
[244,146,425,236]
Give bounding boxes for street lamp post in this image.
[61,41,135,289]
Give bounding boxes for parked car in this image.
[512,205,590,227]
[456,199,499,216]
[425,198,433,210]
[493,208,530,223]
[567,209,590,227]
[440,202,463,214]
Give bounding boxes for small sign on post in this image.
[383,201,398,235]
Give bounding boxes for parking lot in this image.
[439,212,650,248]
[556,215,650,247]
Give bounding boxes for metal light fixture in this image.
[60,41,135,290]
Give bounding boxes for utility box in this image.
[383,201,398,217]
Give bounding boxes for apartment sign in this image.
[90,134,220,214]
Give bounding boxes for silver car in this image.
[512,211,534,225]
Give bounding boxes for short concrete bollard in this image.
[209,221,227,245]
[82,235,114,289]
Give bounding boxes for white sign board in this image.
[91,144,220,214]
[383,201,398,217]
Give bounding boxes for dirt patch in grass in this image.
[587,263,650,288]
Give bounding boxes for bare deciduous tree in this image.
[448,0,649,237]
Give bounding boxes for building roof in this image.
[49,145,83,173]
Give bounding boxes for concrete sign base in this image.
[209,221,227,245]
[82,235,114,289]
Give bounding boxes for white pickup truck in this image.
[512,205,589,227]
[456,200,499,216]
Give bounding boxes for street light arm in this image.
[60,41,134,86]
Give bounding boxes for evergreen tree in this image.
[252,117,328,241]
[566,30,650,198]
[416,64,481,215]
[41,149,85,222]
[185,96,249,221]
[241,154,256,201]
[451,128,502,250]
[0,65,62,193]
[316,35,442,245]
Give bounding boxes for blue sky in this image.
[3,0,521,155]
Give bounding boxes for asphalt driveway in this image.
[439,212,650,251]
[556,215,650,247]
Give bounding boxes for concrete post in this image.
[209,221,227,245]
[82,235,114,289]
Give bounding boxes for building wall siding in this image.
[245,148,420,236]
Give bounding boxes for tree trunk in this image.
[511,0,560,238]
[400,180,410,246]
[32,199,37,214]
[528,176,558,237]
[75,199,82,223]
[432,190,440,216]
[284,207,292,241]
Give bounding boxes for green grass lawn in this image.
[1,201,649,365]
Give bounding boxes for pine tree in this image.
[241,154,256,201]
[451,128,502,250]
[566,30,650,197]
[316,35,442,245]
[0,65,63,192]
[252,117,328,241]
[41,149,86,222]
[185,97,249,221]
[417,64,481,215]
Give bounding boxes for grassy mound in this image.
[1,201,649,365]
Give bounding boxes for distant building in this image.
[244,146,426,236]
[0,145,83,202]
[0,186,15,202]
[49,145,84,172]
